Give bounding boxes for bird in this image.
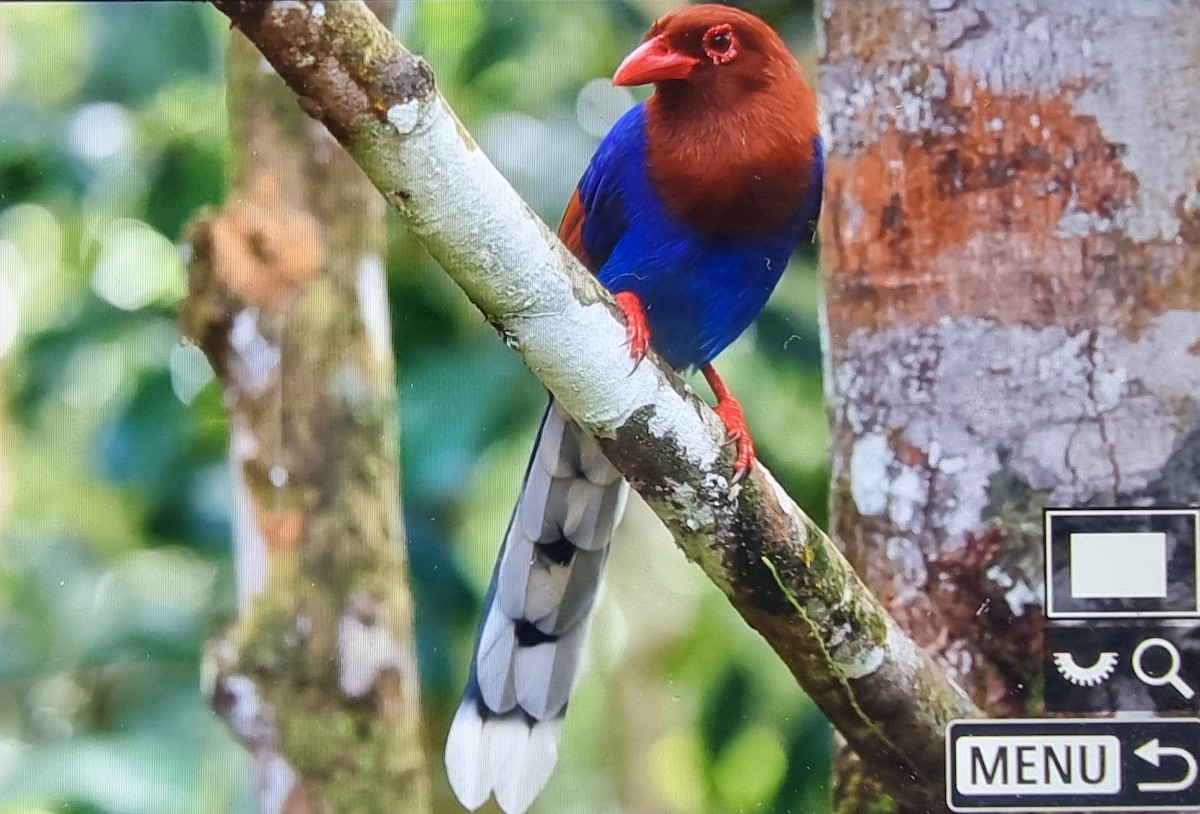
[445,5,822,812]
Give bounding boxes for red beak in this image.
[612,36,700,86]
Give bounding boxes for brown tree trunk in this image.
[821,0,1200,810]
[183,22,430,814]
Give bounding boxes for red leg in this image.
[702,364,755,481]
[613,291,651,363]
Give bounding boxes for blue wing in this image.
[558,103,821,369]
[557,104,645,272]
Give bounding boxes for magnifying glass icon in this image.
[1132,637,1196,700]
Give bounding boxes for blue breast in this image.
[576,104,821,370]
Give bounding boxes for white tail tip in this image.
[445,699,563,814]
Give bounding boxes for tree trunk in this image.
[182,24,430,814]
[821,1,1200,810]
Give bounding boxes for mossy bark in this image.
[183,27,429,814]
[821,1,1200,811]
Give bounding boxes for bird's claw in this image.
[712,397,756,482]
[613,291,651,370]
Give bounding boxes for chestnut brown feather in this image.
[643,5,819,239]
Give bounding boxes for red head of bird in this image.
[613,4,820,239]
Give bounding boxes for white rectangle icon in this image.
[1070,532,1166,599]
[955,735,1121,796]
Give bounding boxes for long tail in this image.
[445,399,628,814]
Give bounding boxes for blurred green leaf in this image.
[143,141,224,240]
[651,729,707,811]
[700,665,753,760]
[0,103,81,203]
[400,337,541,503]
[713,724,789,810]
[458,2,534,84]
[99,370,188,487]
[80,4,218,104]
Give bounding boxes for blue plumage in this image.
[575,103,822,368]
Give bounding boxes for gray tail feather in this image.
[445,399,628,814]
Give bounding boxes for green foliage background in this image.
[0,3,831,812]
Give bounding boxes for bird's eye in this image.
[702,24,738,64]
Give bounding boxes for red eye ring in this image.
[702,23,738,64]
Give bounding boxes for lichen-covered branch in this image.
[206,2,981,811]
[184,28,430,814]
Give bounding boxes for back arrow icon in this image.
[1135,738,1199,793]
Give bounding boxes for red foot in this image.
[613,291,651,364]
[703,364,756,482]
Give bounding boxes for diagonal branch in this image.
[208,1,982,810]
